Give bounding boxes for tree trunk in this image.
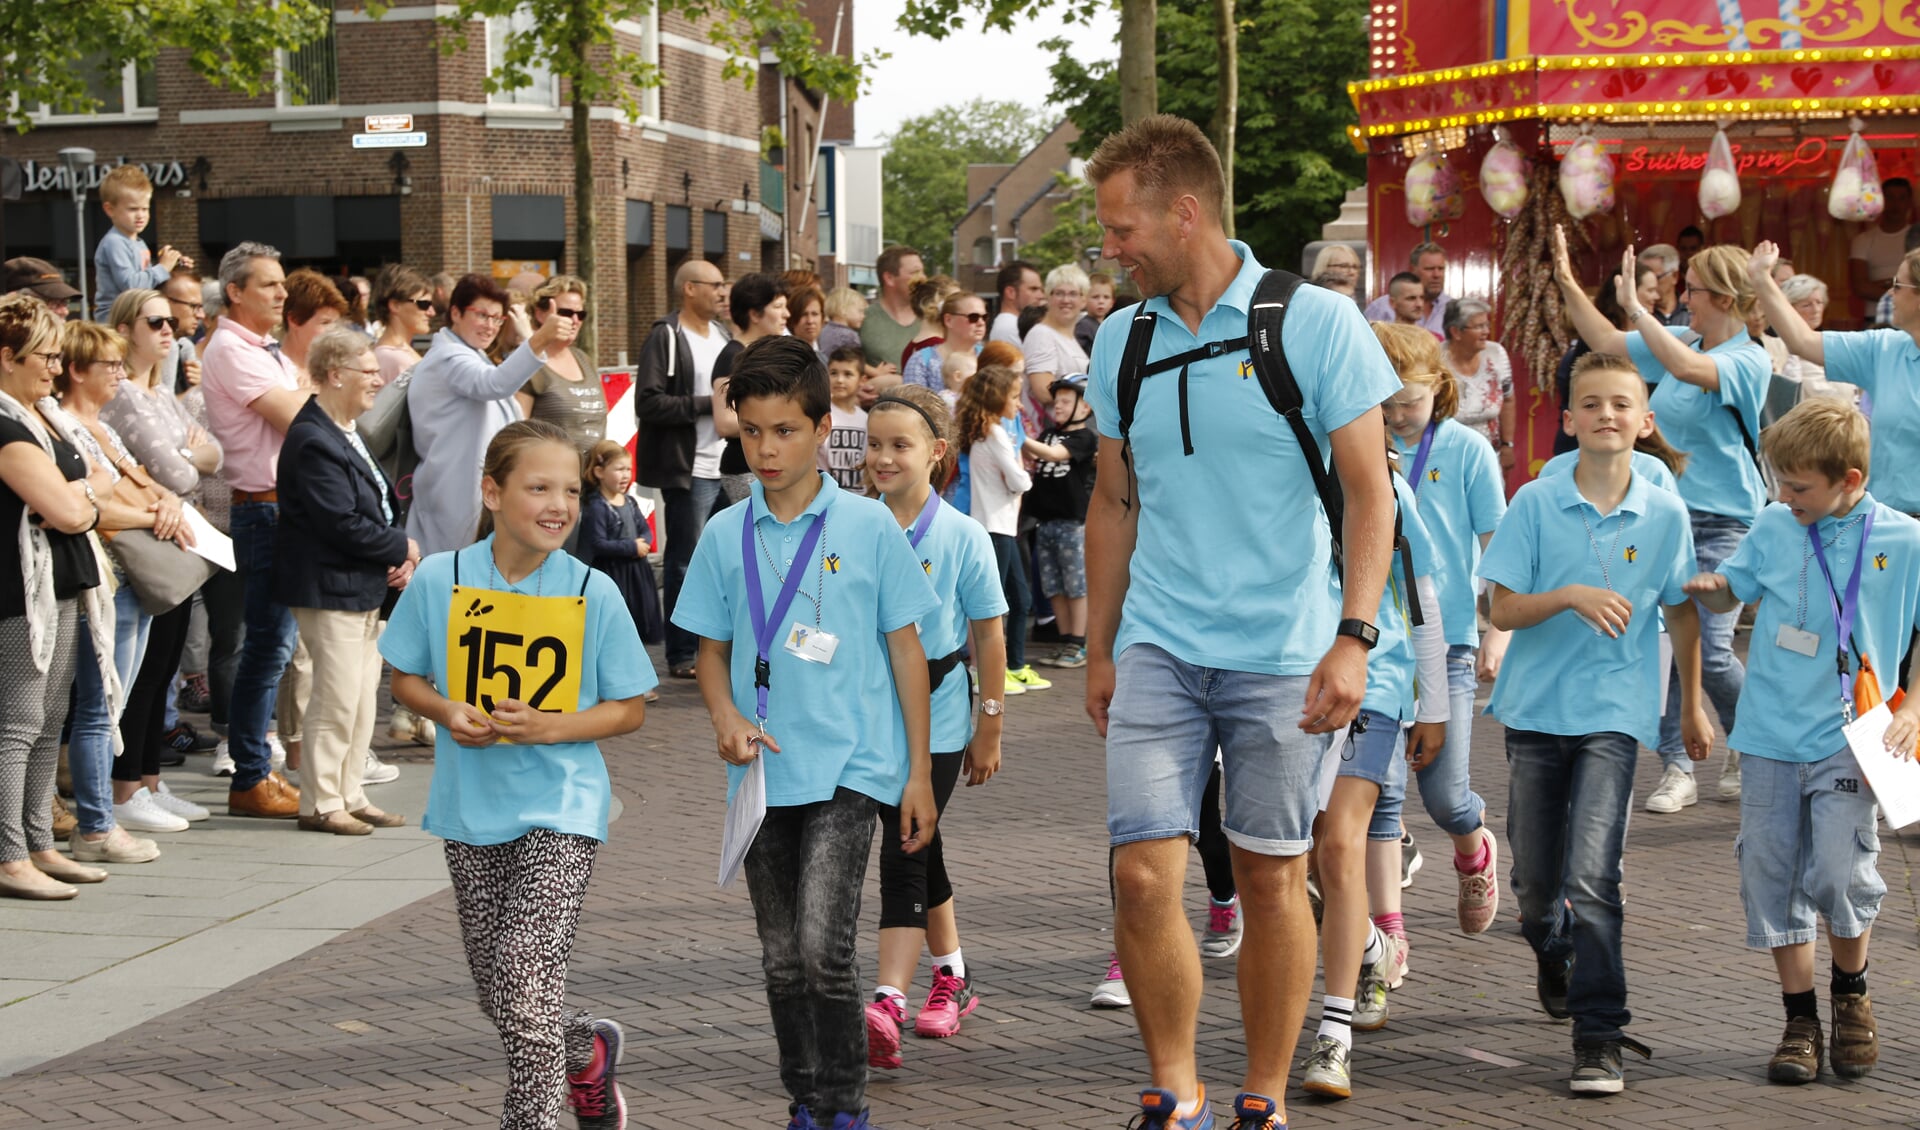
[569,3,597,360]
[1210,0,1236,237]
[1118,0,1157,125]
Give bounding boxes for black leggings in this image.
[876,750,964,929]
[989,532,1029,669]
[1108,760,1236,905]
[115,601,192,782]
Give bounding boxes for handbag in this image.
[104,527,216,615]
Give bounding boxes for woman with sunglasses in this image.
[514,275,605,457]
[902,292,988,393]
[371,265,436,386]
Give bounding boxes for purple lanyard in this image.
[905,491,941,549]
[741,502,825,726]
[1808,510,1874,712]
[1406,422,1438,492]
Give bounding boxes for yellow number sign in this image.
[446,585,587,717]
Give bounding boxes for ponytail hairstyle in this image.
[953,364,1024,451]
[1372,321,1459,421]
[582,439,631,493]
[868,384,958,492]
[476,419,578,540]
[1687,245,1757,323]
[1636,418,1690,479]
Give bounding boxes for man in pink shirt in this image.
[201,241,311,820]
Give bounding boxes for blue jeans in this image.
[1412,644,1488,839]
[229,502,298,790]
[70,579,150,834]
[662,476,725,668]
[1657,513,1749,770]
[1737,748,1885,948]
[1505,728,1638,1042]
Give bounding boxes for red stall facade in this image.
[1350,0,1920,488]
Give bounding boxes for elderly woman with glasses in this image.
[514,275,604,456]
[1441,296,1516,465]
[275,326,419,834]
[902,292,988,392]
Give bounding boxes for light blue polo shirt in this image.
[1478,470,1695,747]
[1393,417,1505,647]
[671,474,940,807]
[905,498,1007,754]
[1364,474,1440,721]
[1088,243,1402,675]
[379,537,657,846]
[1822,329,1920,513]
[1721,496,1920,763]
[1626,327,1769,522]
[1539,449,1681,498]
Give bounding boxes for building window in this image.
[487,8,558,108]
[37,54,157,121]
[278,22,340,108]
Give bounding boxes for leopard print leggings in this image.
[444,829,602,1130]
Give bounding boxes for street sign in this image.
[352,131,428,150]
[365,114,413,133]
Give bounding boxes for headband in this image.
[871,393,944,441]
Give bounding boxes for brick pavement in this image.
[1,644,1917,1129]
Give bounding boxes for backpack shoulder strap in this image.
[1247,270,1347,564]
[1115,303,1160,441]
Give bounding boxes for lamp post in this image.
[57,148,95,314]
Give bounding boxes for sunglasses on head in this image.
[144,315,179,332]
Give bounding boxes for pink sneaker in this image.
[865,994,905,1069]
[566,1019,626,1130]
[913,965,978,1038]
[1457,830,1500,935]
[1384,933,1410,989]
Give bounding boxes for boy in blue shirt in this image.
[1478,354,1713,1096]
[673,335,940,1130]
[92,165,191,322]
[1684,397,1920,1086]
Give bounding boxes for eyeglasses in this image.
[336,366,382,379]
[89,360,128,374]
[33,351,63,368]
[954,312,988,324]
[169,299,205,315]
[550,308,588,322]
[409,297,435,311]
[1890,281,1920,293]
[468,311,507,325]
[1685,285,1716,297]
[144,315,180,332]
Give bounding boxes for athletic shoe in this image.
[1768,1015,1822,1084]
[268,733,288,775]
[1831,992,1878,1078]
[1383,934,1410,990]
[1001,671,1028,696]
[1131,1086,1213,1130]
[1090,952,1130,1008]
[1399,830,1422,889]
[175,673,212,714]
[361,749,400,785]
[1227,1091,1282,1128]
[786,1107,821,1130]
[1718,749,1742,799]
[150,780,210,822]
[1569,1034,1649,1095]
[1052,644,1087,668]
[913,966,977,1038]
[1644,766,1697,813]
[1352,944,1392,1031]
[1306,871,1323,926]
[1300,1035,1352,1099]
[163,721,219,753]
[1201,897,1242,959]
[70,825,161,864]
[1007,665,1052,691]
[827,1115,870,1129]
[210,740,235,777]
[1457,830,1499,935]
[865,993,905,1069]
[113,787,191,833]
[567,1018,626,1129]
[1537,952,1572,1020]
[411,714,436,746]
[387,704,418,743]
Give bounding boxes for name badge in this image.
[1776,624,1821,657]
[785,621,839,665]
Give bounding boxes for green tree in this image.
[442,0,868,356]
[898,0,1159,124]
[1046,0,1367,268]
[0,0,333,128]
[881,99,1049,276]
[1018,173,1104,276]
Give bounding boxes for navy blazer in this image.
[274,396,411,612]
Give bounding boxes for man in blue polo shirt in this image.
[1081,115,1400,1130]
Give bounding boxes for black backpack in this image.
[1113,268,1420,625]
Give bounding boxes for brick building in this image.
[1,0,856,366]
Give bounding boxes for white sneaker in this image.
[210,740,235,777]
[71,825,160,864]
[267,734,288,775]
[362,749,400,785]
[149,780,210,822]
[1645,765,1698,813]
[1089,952,1131,1008]
[388,704,417,742]
[112,787,191,833]
[411,716,436,746]
[1718,749,1742,799]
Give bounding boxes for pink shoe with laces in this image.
[913,965,978,1038]
[865,993,905,1069]
[1457,830,1500,935]
[566,1019,627,1129]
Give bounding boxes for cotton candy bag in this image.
[1480,131,1531,219]
[1558,129,1615,220]
[1406,141,1464,226]
[1699,127,1742,219]
[1829,121,1885,222]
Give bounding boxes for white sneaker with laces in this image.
[1645,765,1698,813]
[1718,749,1741,799]
[1089,952,1131,1008]
[113,787,191,833]
[210,740,235,777]
[362,749,400,785]
[150,780,210,822]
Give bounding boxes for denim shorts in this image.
[1330,709,1408,841]
[1034,519,1086,599]
[1106,643,1324,857]
[1736,747,1885,949]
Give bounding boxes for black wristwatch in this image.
[1336,618,1380,650]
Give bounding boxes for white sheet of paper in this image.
[1315,727,1349,813]
[180,503,235,573]
[718,755,767,889]
[1843,703,1920,830]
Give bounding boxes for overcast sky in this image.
[850,5,1121,147]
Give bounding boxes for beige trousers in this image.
[289,607,381,816]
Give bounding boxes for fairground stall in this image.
[1348,0,1920,486]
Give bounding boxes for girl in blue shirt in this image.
[380,420,655,1130]
[858,384,1010,1069]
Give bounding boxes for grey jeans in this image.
[0,602,78,861]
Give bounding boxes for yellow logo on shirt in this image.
[1239,359,1254,378]
[1426,468,1441,483]
[824,553,842,574]
[922,557,934,575]
[1624,546,1638,563]
[1874,553,1889,570]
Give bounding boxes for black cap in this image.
[3,257,82,301]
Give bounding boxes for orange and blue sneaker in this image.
[566,1018,626,1129]
[1129,1086,1213,1129]
[787,1106,818,1130]
[913,965,977,1038]
[1227,1092,1284,1129]
[865,993,906,1069]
